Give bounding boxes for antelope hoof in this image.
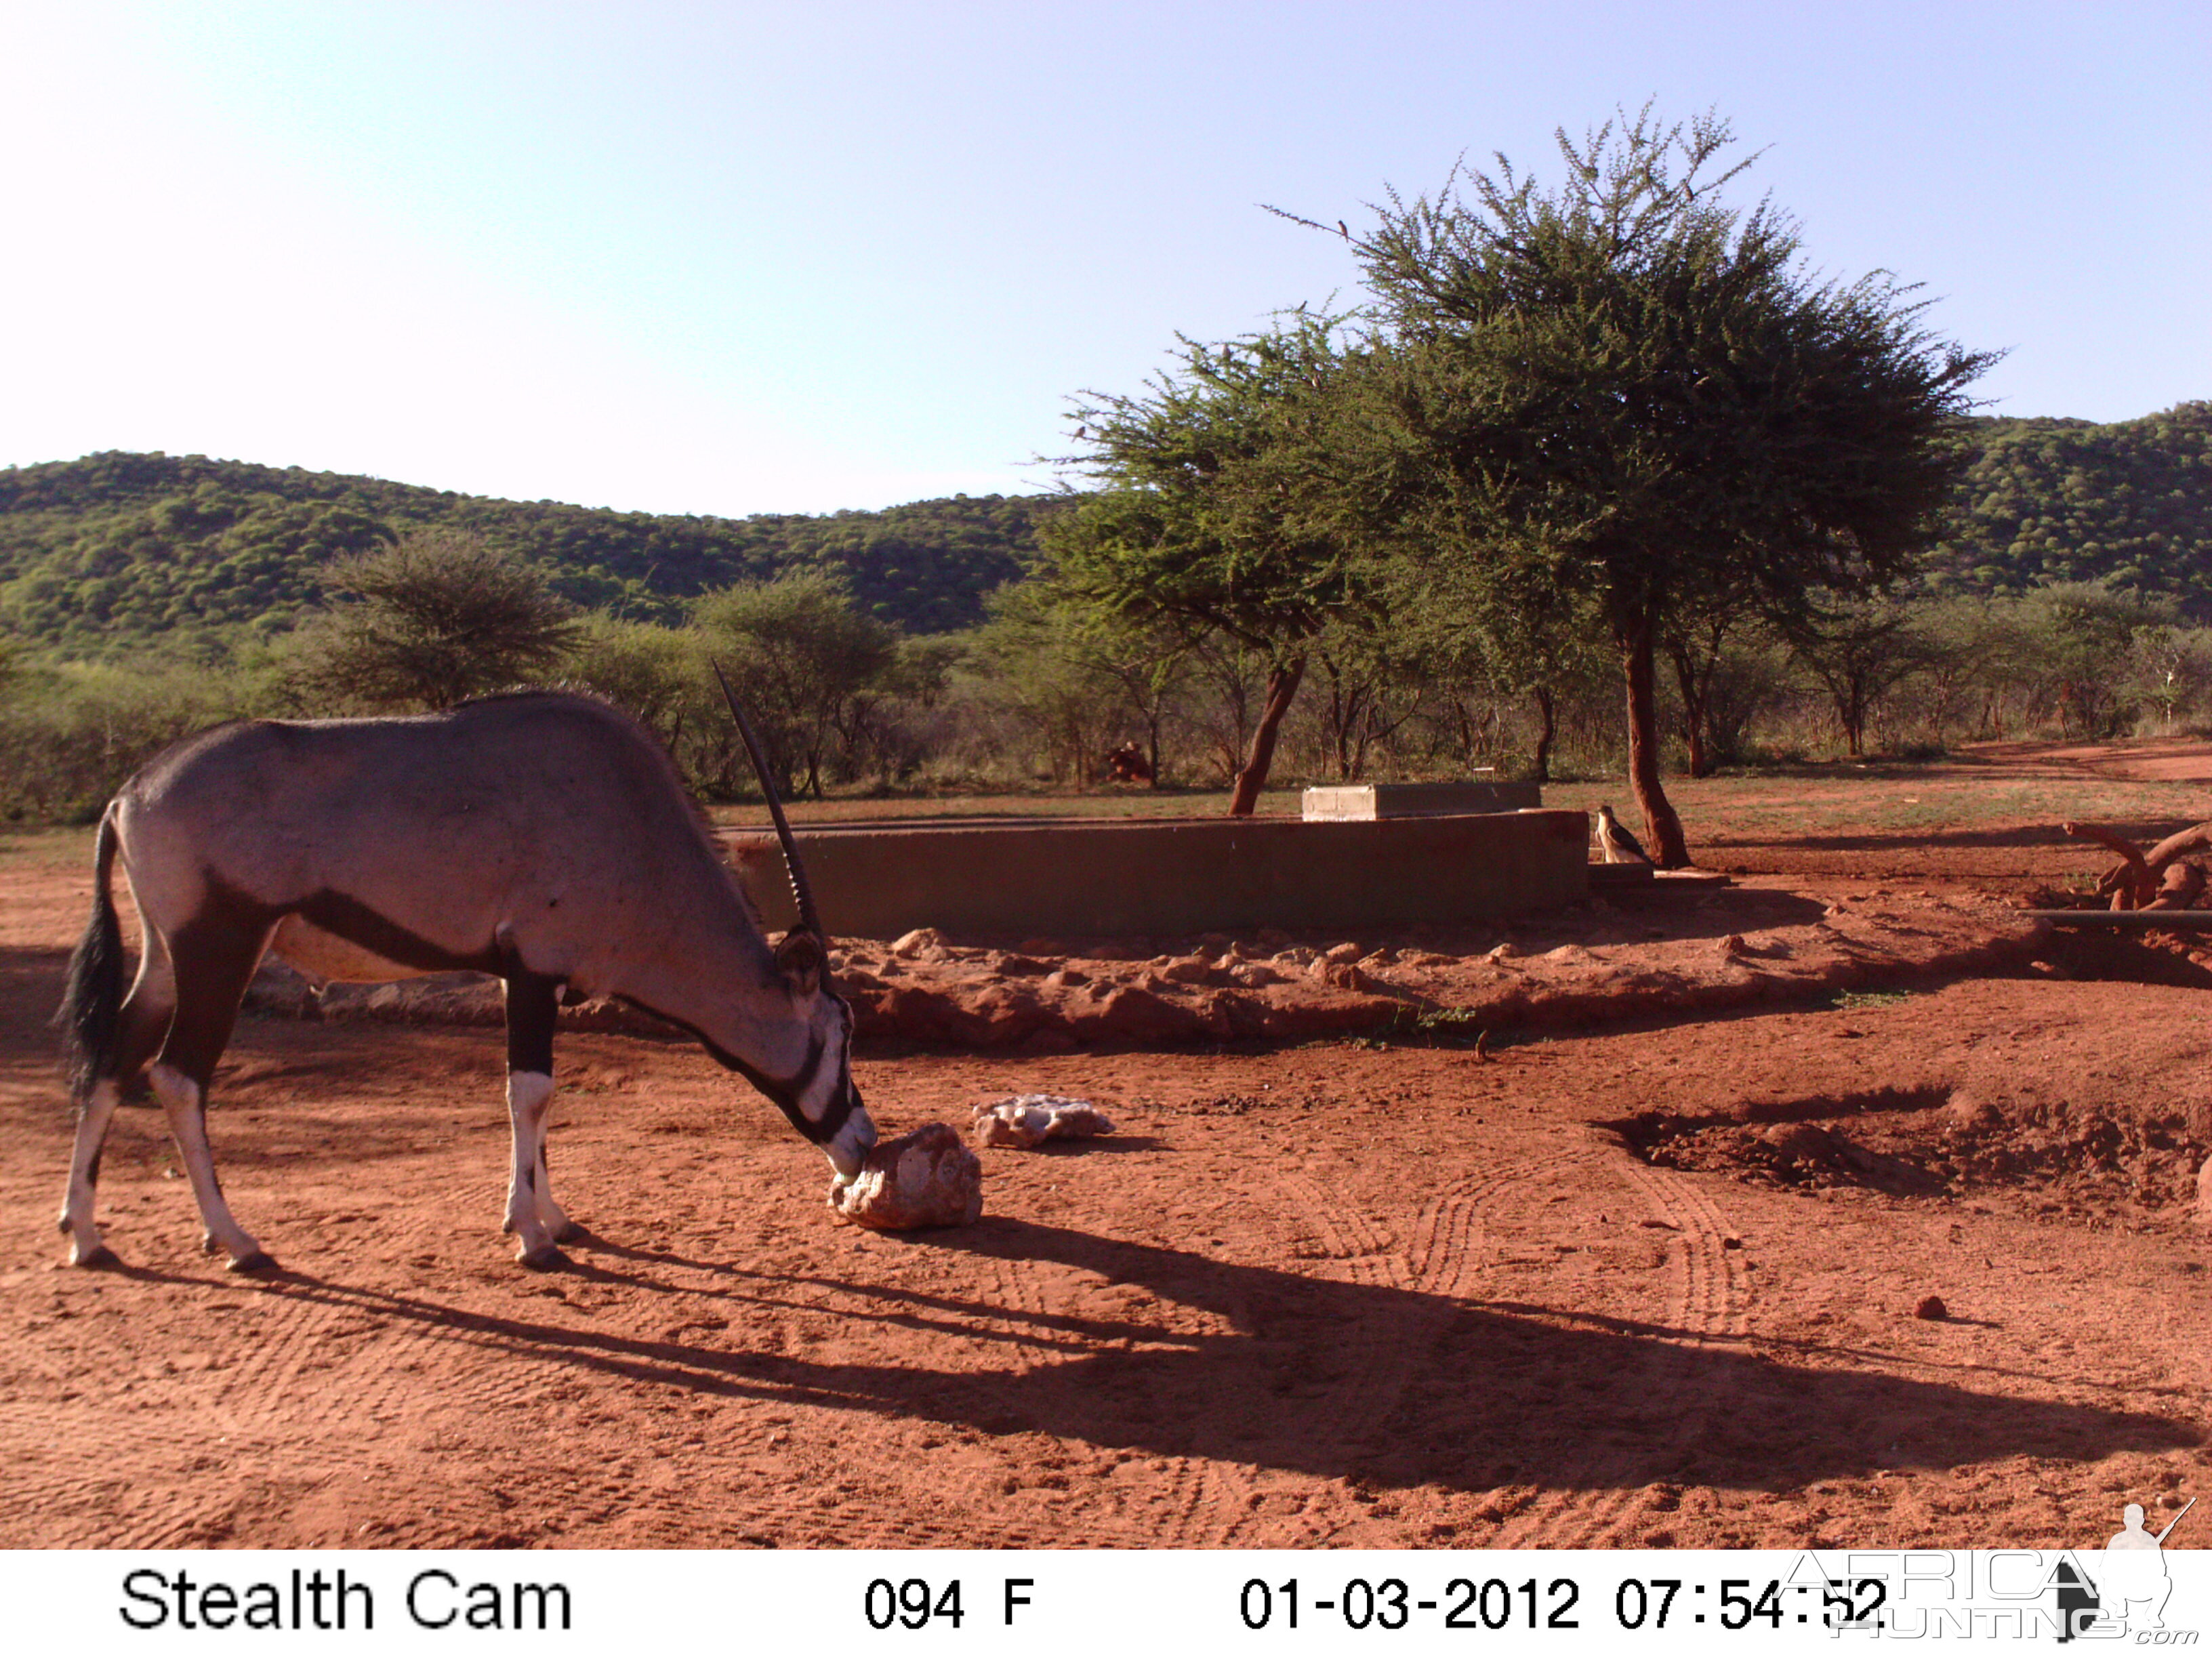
[551,1219,587,1244]
[518,1244,569,1272]
[70,1244,121,1270]
[226,1250,279,1275]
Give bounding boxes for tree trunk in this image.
[1530,685,1556,785]
[1668,640,1715,779]
[1682,694,1711,777]
[1841,693,1866,758]
[1819,674,1868,757]
[1619,609,1691,867]
[1229,655,1306,816]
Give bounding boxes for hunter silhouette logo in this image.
[2056,1496,2196,1642]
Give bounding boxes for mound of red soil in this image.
[245,879,2047,1050]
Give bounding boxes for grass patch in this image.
[1831,989,1916,1011]
[711,787,1304,828]
[1547,767,2212,843]
[0,827,96,876]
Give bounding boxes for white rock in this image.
[970,1094,1116,1150]
[827,1124,983,1229]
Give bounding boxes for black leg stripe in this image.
[502,969,562,1076]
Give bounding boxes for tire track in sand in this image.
[1130,1178,1325,1549]
[0,1395,273,1548]
[1402,1147,1607,1302]
[1257,1153,1599,1544]
[1494,1149,1751,1547]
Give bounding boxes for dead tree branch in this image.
[2062,821,2158,909]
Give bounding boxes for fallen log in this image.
[2143,821,2212,872]
[2066,818,2212,911]
[2150,860,2208,911]
[2062,821,2157,909]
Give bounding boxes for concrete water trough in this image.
[726,808,1591,940]
[1300,780,1543,819]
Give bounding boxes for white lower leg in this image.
[148,1063,264,1266]
[533,1137,576,1240]
[58,1079,123,1264]
[503,1071,558,1262]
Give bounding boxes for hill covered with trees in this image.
[1925,402,2212,609]
[5,405,2207,661]
[0,451,1055,653]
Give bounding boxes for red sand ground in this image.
[1,754,2207,1549]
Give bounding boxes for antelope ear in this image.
[774,930,825,996]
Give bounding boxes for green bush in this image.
[0,659,256,823]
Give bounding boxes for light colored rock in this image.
[2197,1156,2212,1227]
[971,1094,1116,1150]
[827,1124,983,1229]
[889,927,951,960]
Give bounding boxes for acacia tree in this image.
[1327,107,1992,863]
[1044,314,1380,814]
[1786,593,1928,756]
[692,567,897,797]
[1393,552,1606,783]
[291,528,579,712]
[963,584,1147,785]
[2020,580,2175,738]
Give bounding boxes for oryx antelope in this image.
[55,684,876,1273]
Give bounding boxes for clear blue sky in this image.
[3,1,2205,517]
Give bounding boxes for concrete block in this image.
[729,810,1589,939]
[1302,781,1542,819]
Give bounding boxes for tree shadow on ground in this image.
[1708,823,2179,855]
[2039,931,2212,989]
[247,1215,2194,1498]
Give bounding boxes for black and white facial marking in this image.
[769,930,876,1179]
[638,940,878,1179]
[788,991,876,1180]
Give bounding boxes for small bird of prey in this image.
[1594,802,1652,864]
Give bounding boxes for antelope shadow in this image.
[251,1214,2194,1497]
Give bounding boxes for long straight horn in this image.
[712,660,825,941]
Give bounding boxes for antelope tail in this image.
[56,807,125,1101]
